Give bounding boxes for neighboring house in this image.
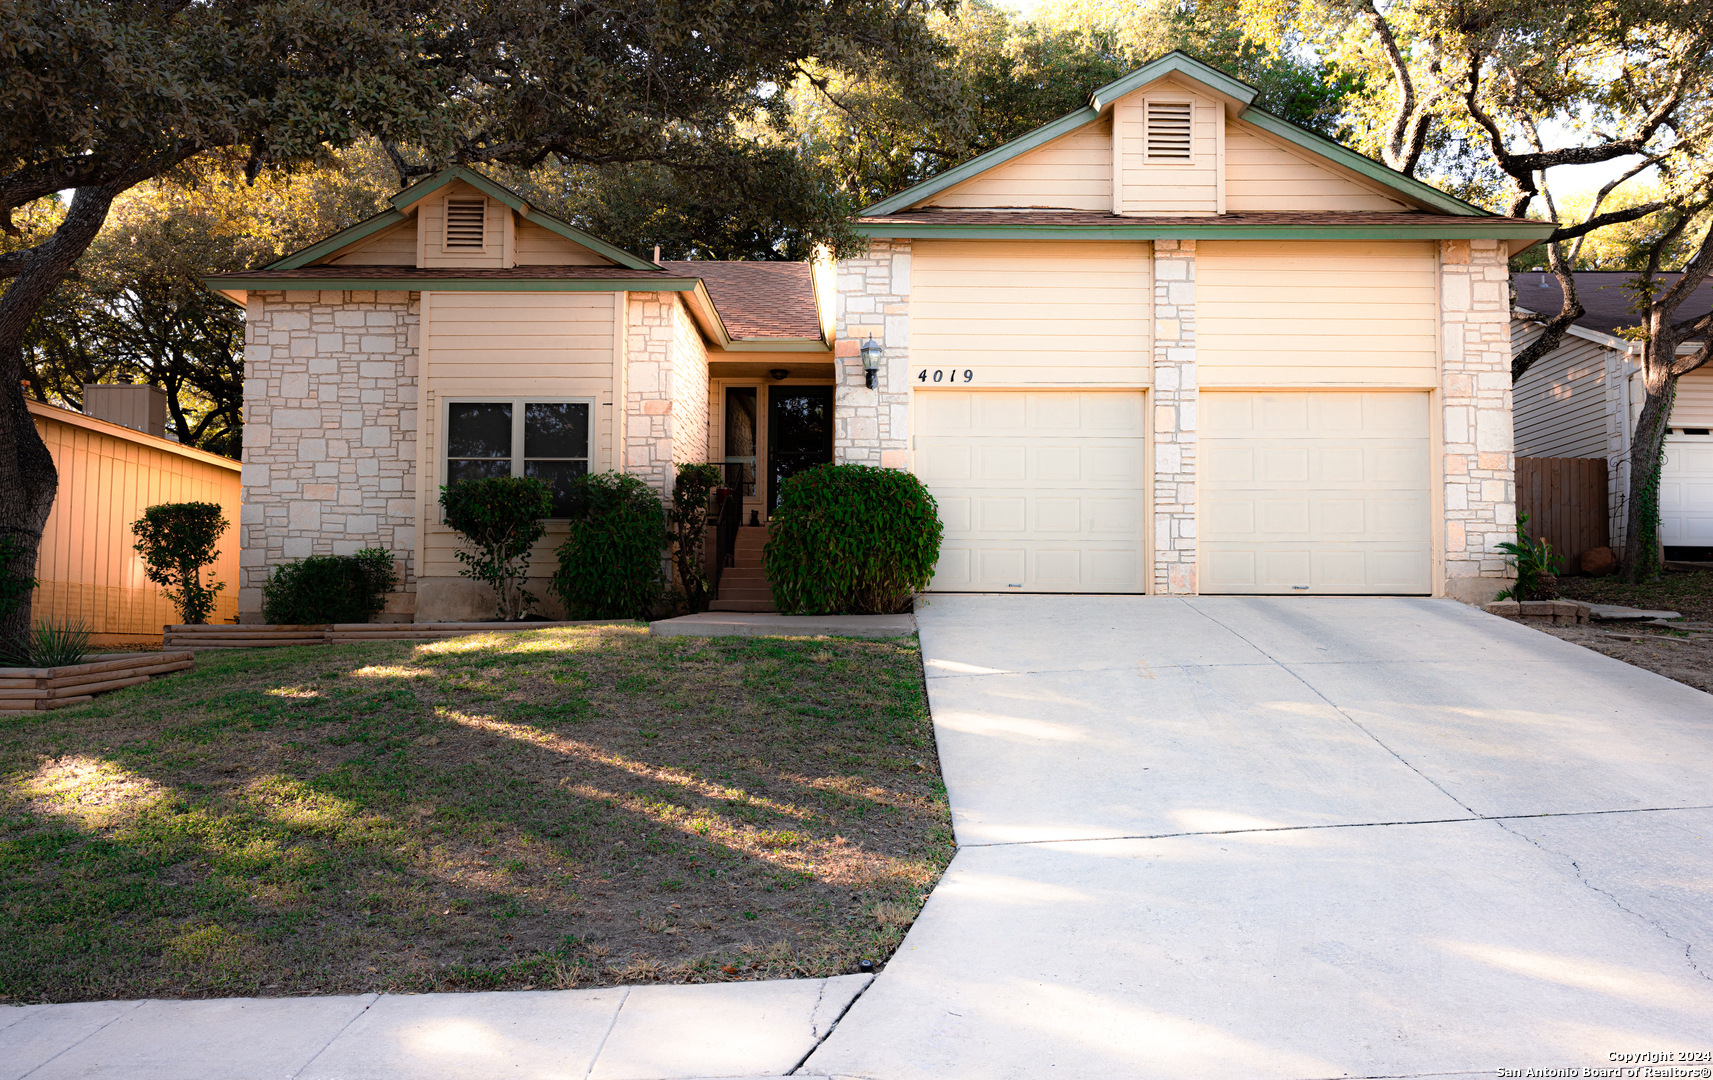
[210,51,1552,619]
[1512,271,1713,554]
[28,389,242,645]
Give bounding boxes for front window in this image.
[446,400,590,517]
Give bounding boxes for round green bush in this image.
[764,464,942,614]
[550,472,666,619]
[262,549,401,624]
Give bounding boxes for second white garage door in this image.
[1661,434,1713,546]
[1201,391,1432,594]
[915,390,1147,592]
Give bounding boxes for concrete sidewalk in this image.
[1,975,870,1080]
[806,595,1713,1079]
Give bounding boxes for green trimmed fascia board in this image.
[862,106,1100,217]
[1239,109,1488,217]
[1087,50,1257,112]
[391,165,658,270]
[204,275,701,293]
[862,52,1261,218]
[854,220,1554,241]
[266,209,408,270]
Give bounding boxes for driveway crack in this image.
[1489,817,1711,984]
[788,974,876,1075]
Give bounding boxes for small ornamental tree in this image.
[440,477,554,621]
[131,502,228,625]
[669,463,722,613]
[551,472,667,620]
[764,464,942,615]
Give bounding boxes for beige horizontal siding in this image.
[910,240,1151,386]
[1198,240,1439,387]
[1224,124,1409,212]
[1511,325,1613,458]
[927,119,1112,210]
[328,219,417,265]
[1117,85,1218,215]
[514,220,609,265]
[1676,367,1713,428]
[421,291,617,577]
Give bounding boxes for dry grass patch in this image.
[0,626,950,1002]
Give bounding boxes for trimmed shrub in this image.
[262,549,401,624]
[131,502,228,625]
[550,472,666,619]
[440,476,554,620]
[669,463,722,613]
[764,464,942,615]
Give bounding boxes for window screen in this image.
[446,400,590,517]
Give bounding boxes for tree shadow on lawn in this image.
[0,627,953,1003]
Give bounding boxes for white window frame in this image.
[1142,96,1196,166]
[441,396,595,519]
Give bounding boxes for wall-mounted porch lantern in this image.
[860,335,883,389]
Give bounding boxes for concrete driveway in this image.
[807,596,1713,1079]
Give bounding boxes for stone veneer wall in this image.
[1439,239,1518,602]
[1151,240,1198,594]
[625,292,679,497]
[669,300,710,469]
[239,290,419,621]
[833,239,911,468]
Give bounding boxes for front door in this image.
[767,386,834,512]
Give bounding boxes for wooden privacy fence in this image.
[1515,457,1609,572]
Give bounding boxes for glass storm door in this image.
[767,387,834,513]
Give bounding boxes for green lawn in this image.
[0,626,951,1003]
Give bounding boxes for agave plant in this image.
[0,620,94,668]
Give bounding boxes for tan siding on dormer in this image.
[1116,80,1219,215]
[924,119,1112,210]
[514,219,612,265]
[419,181,511,268]
[326,219,418,265]
[1224,123,1410,212]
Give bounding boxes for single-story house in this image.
[210,51,1552,620]
[1513,271,1713,555]
[29,389,242,644]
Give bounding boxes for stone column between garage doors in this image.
[1153,239,1198,594]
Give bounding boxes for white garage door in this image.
[915,390,1146,592]
[1201,391,1432,594]
[1662,434,1713,546]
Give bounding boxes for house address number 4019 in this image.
[915,368,975,384]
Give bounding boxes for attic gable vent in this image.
[444,198,487,248]
[1145,100,1194,161]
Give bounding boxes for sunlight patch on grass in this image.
[348,664,434,680]
[21,755,169,831]
[265,687,323,700]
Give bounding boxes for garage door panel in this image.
[1202,391,1431,594]
[1662,436,1713,545]
[918,390,1146,593]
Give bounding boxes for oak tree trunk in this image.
[1621,353,1678,582]
[0,186,121,655]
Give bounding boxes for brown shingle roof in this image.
[1515,270,1713,340]
[661,261,821,341]
[856,208,1542,228]
[227,265,682,281]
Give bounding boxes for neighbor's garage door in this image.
[1661,434,1713,546]
[915,390,1146,592]
[1201,391,1432,594]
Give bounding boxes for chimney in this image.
[84,384,168,438]
[653,245,662,264]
